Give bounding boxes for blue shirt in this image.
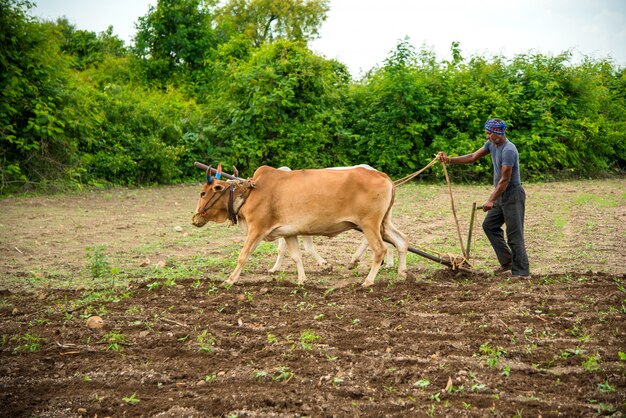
[484,139,521,187]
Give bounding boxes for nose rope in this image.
[199,187,229,215]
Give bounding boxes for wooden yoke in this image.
[194,162,244,181]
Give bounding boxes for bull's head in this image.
[192,163,230,227]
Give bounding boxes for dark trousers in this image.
[482,185,530,276]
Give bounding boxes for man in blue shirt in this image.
[438,118,530,279]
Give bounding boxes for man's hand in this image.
[482,200,494,211]
[437,152,450,164]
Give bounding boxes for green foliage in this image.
[1,0,624,195]
[132,0,220,88]
[217,0,330,47]
[206,39,351,171]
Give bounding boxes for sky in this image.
[33,0,626,77]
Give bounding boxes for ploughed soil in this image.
[0,180,625,417]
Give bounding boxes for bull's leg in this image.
[383,243,395,268]
[348,237,369,269]
[349,238,394,269]
[283,236,307,285]
[302,236,328,268]
[268,238,288,273]
[225,231,265,285]
[361,228,386,287]
[382,221,408,278]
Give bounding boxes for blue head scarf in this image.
[484,118,507,135]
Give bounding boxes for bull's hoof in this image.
[361,280,374,288]
[398,269,408,278]
[268,267,278,273]
[347,262,358,270]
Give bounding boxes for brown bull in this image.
[192,165,408,287]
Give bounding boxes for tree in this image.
[132,0,220,86]
[55,18,127,70]
[216,0,329,47]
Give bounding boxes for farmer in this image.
[437,118,530,279]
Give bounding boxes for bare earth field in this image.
[0,178,625,417]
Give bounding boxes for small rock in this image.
[77,408,87,415]
[139,258,151,267]
[236,294,245,302]
[75,285,86,292]
[86,316,104,329]
[155,260,166,269]
[259,287,269,295]
[196,380,206,386]
[173,226,183,232]
[139,331,150,338]
[11,308,18,315]
[37,293,47,301]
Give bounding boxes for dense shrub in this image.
[1,0,623,194]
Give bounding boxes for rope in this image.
[440,162,468,259]
[393,157,440,187]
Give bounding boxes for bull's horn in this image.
[216,163,223,180]
[206,165,213,184]
[232,166,239,178]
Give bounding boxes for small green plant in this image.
[204,373,217,383]
[582,353,601,371]
[426,404,436,417]
[255,370,268,379]
[597,381,615,393]
[86,246,111,278]
[332,377,344,386]
[478,342,506,368]
[13,333,45,353]
[501,364,511,377]
[146,282,160,291]
[125,306,141,315]
[413,379,430,388]
[266,333,278,344]
[300,329,320,350]
[273,366,293,382]
[197,329,216,353]
[122,392,140,405]
[101,330,127,351]
[618,352,626,361]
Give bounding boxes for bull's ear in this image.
[216,163,223,180]
[206,165,213,183]
[212,183,225,192]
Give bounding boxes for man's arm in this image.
[438,147,489,164]
[482,164,513,211]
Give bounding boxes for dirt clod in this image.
[86,316,104,329]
